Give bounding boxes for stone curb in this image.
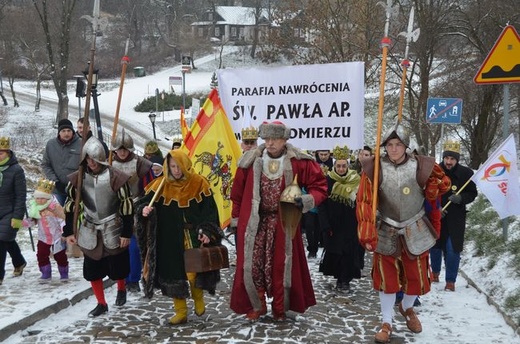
[0,279,114,342]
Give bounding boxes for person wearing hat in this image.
[430,140,477,292]
[63,137,134,317]
[23,179,68,281]
[111,129,153,293]
[318,145,363,293]
[42,118,82,205]
[355,122,451,342]
[144,140,163,160]
[170,136,183,150]
[0,137,28,284]
[229,121,328,322]
[240,126,258,152]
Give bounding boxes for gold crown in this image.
[36,178,55,195]
[0,137,10,150]
[332,145,350,161]
[241,126,258,140]
[443,140,460,153]
[171,135,183,144]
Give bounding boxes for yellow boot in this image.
[188,273,205,316]
[169,298,188,325]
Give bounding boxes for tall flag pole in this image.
[397,6,420,123]
[372,0,397,220]
[108,38,130,165]
[74,0,101,238]
[181,89,242,229]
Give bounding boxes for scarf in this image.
[28,199,52,219]
[328,168,360,207]
[0,156,10,186]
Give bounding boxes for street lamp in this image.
[83,65,103,142]
[148,112,157,140]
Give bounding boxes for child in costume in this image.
[23,179,68,281]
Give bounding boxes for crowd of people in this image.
[0,117,479,343]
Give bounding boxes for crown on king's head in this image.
[36,178,55,195]
[241,126,258,140]
[0,137,10,150]
[443,140,460,153]
[332,145,350,161]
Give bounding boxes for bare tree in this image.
[32,0,78,121]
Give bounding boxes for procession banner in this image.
[181,89,242,228]
[472,134,520,219]
[217,62,365,150]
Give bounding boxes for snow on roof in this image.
[192,6,269,26]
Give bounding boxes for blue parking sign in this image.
[426,98,463,124]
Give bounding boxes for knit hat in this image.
[442,140,461,161]
[58,119,74,132]
[258,121,291,140]
[33,178,55,199]
[0,137,10,151]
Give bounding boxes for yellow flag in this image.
[181,89,242,228]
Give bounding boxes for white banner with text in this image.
[217,62,365,151]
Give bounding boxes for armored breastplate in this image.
[112,158,139,197]
[378,157,424,225]
[82,168,120,223]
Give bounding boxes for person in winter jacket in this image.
[42,118,81,205]
[430,141,477,292]
[0,137,27,285]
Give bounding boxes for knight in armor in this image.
[355,123,451,343]
[229,121,328,322]
[111,129,153,293]
[63,137,134,317]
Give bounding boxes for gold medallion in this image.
[268,160,280,174]
[402,187,410,195]
[451,185,458,191]
[346,187,351,193]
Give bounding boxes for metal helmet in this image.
[111,128,134,152]
[81,137,107,165]
[381,122,410,148]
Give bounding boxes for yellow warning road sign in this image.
[474,25,520,84]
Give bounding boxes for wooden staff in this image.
[148,177,166,207]
[441,178,473,212]
[73,0,100,238]
[108,38,130,165]
[372,0,396,221]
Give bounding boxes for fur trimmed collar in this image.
[238,143,313,169]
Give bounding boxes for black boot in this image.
[115,290,127,306]
[88,303,108,317]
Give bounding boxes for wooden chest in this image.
[184,245,230,273]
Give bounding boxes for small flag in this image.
[472,134,520,219]
[182,89,242,228]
